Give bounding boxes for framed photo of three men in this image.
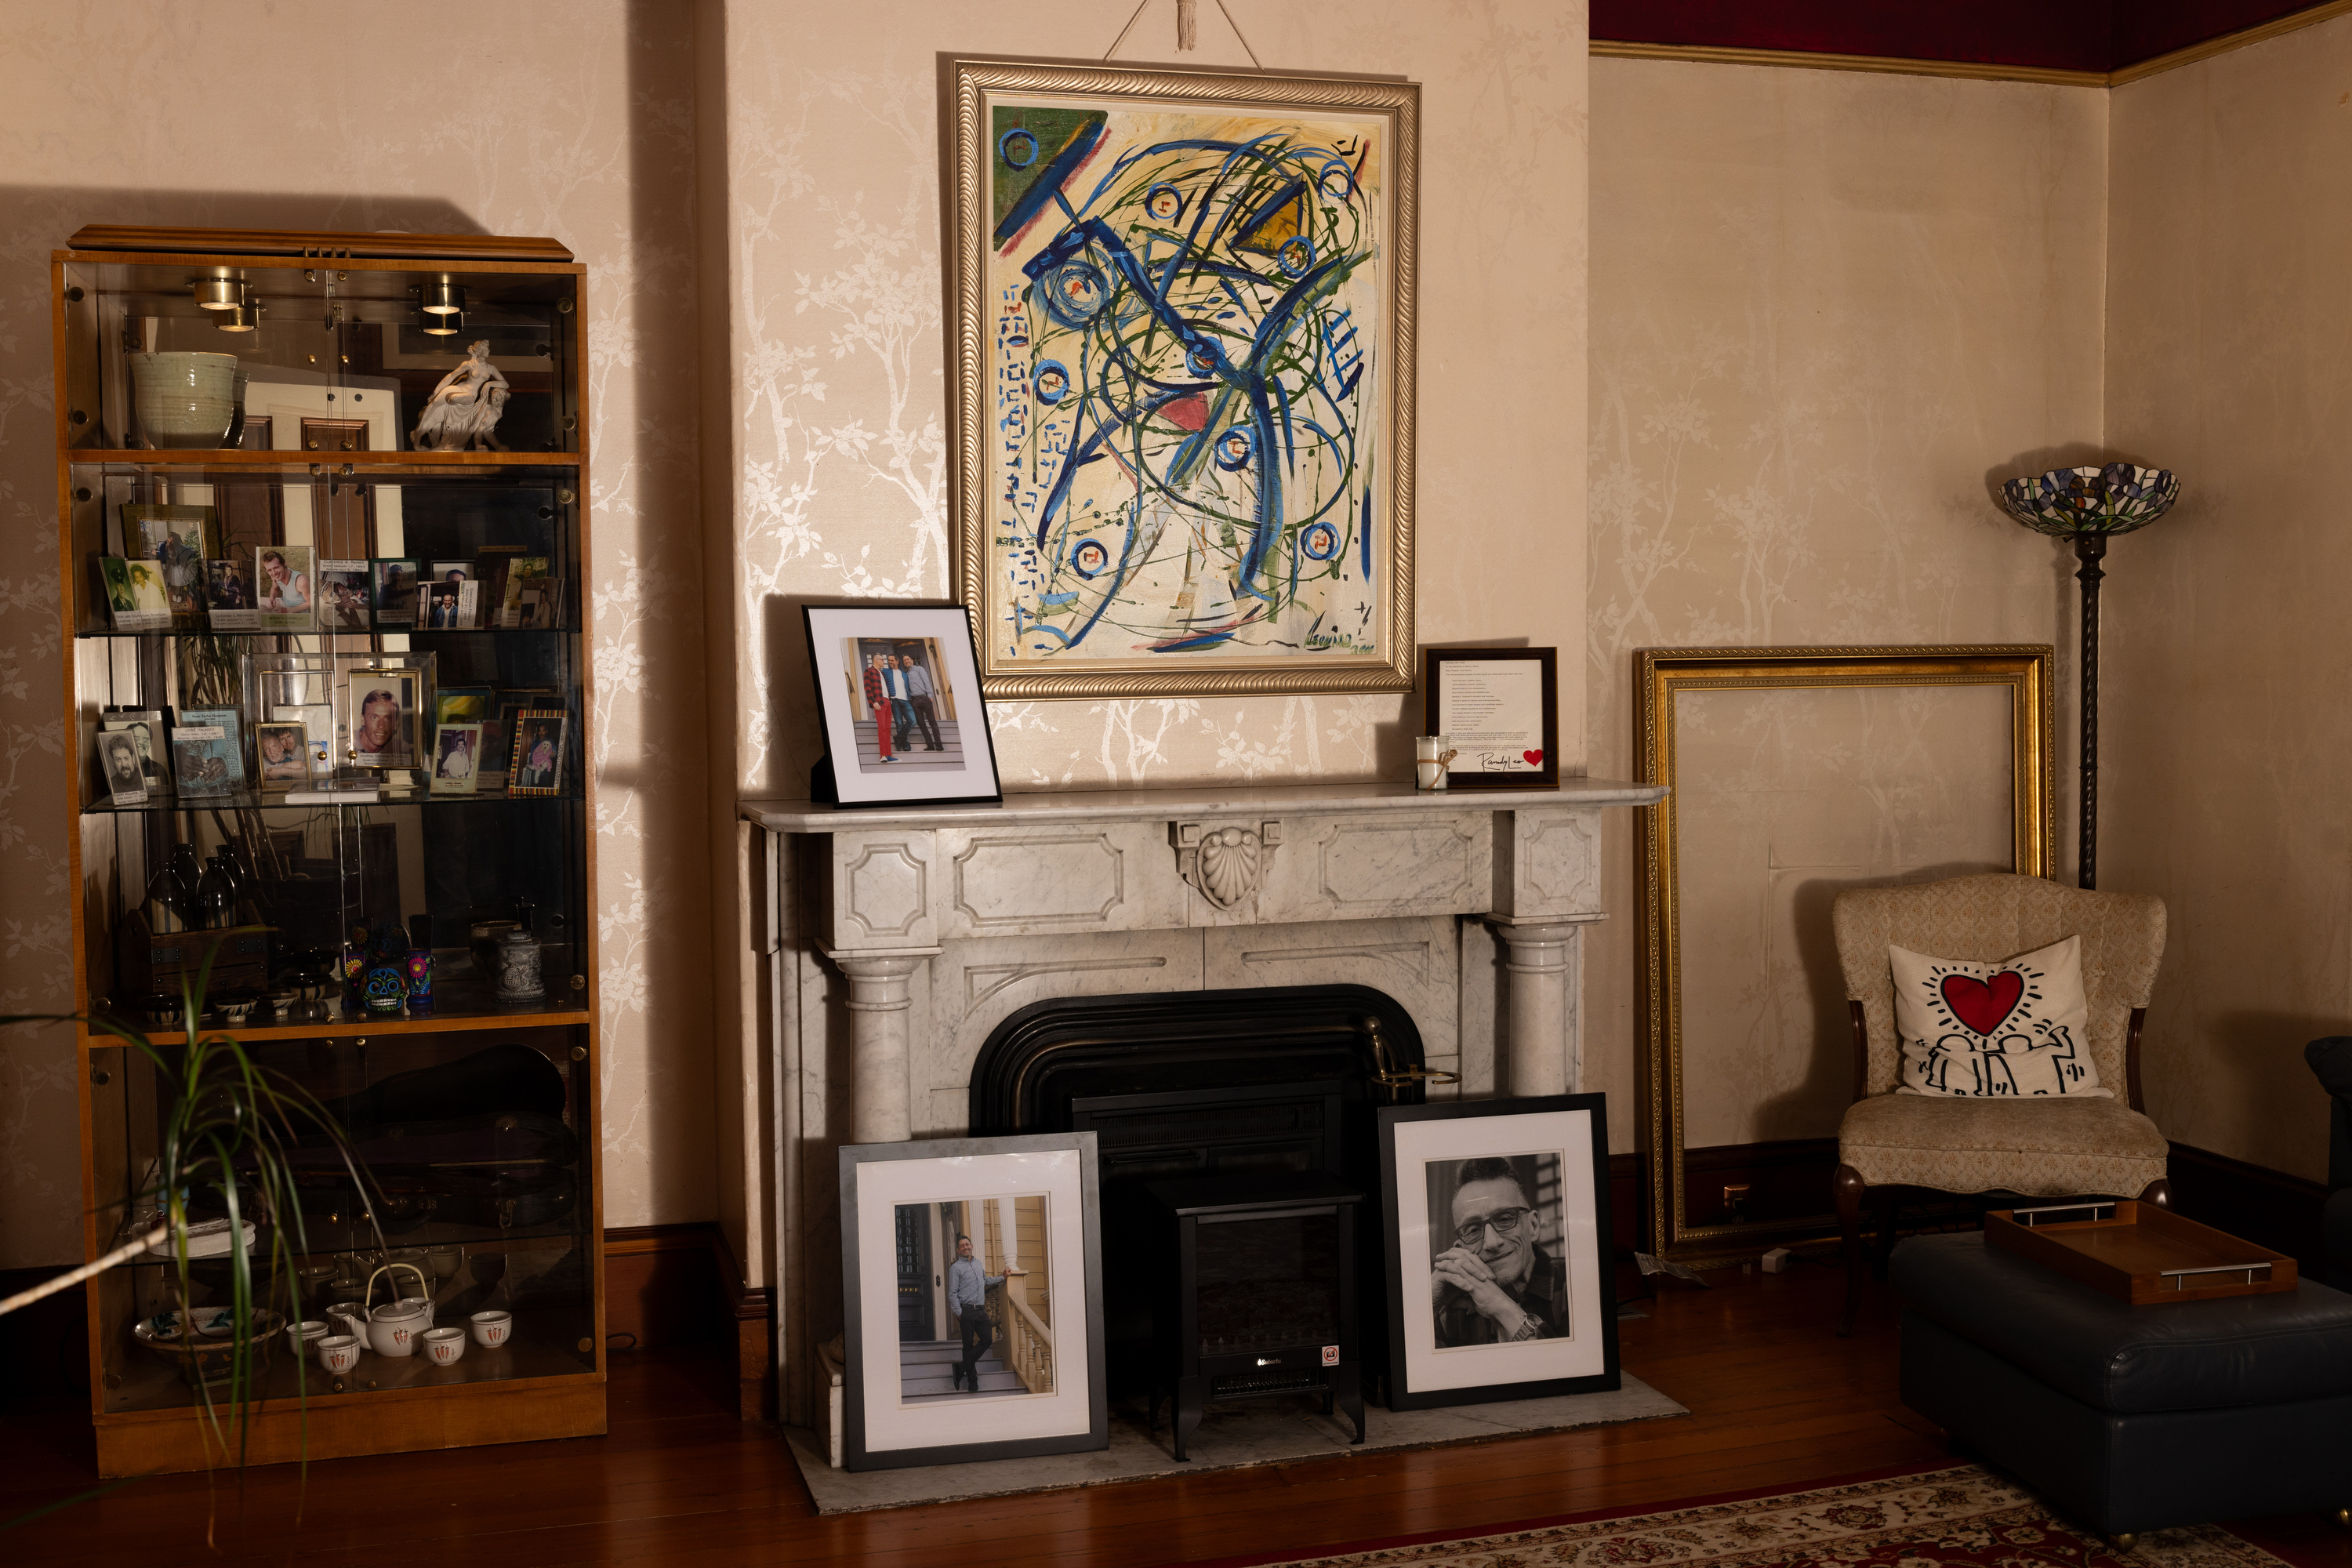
[802,604,1002,808]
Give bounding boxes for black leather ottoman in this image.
[1892,1232,2352,1537]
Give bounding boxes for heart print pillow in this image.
[1887,935,2107,1098]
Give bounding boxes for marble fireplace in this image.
[742,777,1661,1427]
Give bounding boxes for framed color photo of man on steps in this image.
[839,1133,1107,1471]
[1377,1094,1618,1410]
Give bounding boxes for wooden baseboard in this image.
[605,1222,728,1352]
[2166,1142,2328,1274]
[710,1223,775,1422]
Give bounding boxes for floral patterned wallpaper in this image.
[1584,60,2107,1150]
[0,0,713,1268]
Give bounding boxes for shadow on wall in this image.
[1744,860,2013,1137]
[2193,1008,2340,1163]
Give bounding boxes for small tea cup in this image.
[287,1319,329,1352]
[423,1327,466,1366]
[426,1244,463,1280]
[325,1301,368,1341]
[469,1310,512,1348]
[317,1334,361,1374]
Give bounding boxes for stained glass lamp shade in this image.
[1998,464,2179,539]
[1995,463,2181,891]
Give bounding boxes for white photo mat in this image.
[1392,1105,1606,1394]
[851,1148,1093,1455]
[805,604,1001,805]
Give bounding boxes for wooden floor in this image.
[3,1262,2344,1566]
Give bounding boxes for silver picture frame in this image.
[839,1131,1107,1471]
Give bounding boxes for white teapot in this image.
[362,1263,433,1357]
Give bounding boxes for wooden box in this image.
[1985,1200,2296,1305]
[116,911,270,998]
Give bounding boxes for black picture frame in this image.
[1421,646,1560,790]
[839,1132,1107,1471]
[802,602,1004,808]
[1377,1093,1617,1410]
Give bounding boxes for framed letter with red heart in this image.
[1422,646,1559,791]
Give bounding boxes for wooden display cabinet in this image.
[50,227,604,1475]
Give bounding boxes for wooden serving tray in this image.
[1985,1200,2296,1305]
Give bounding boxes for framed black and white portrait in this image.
[803,603,1002,808]
[1377,1094,1617,1410]
[839,1133,1105,1471]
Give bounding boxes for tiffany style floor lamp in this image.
[1997,463,2180,890]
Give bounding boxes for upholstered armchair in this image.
[1831,873,2170,1334]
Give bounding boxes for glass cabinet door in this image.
[57,256,579,459]
[90,1025,597,1414]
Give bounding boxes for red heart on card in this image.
[1523,750,1544,767]
[1940,971,2025,1036]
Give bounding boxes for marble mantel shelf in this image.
[741,776,1663,833]
[742,774,1666,1147]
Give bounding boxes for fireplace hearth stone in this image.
[781,1374,1689,1513]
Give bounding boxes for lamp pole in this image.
[1997,465,2179,892]
[2072,535,2106,890]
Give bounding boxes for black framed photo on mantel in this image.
[1422,646,1559,789]
[839,1132,1107,1472]
[804,604,1002,808]
[1377,1093,1617,1410]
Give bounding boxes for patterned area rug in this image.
[1235,1465,2288,1568]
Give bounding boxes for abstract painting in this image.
[951,61,1418,698]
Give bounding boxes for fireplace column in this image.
[1487,916,1595,1095]
[824,947,938,1143]
[1491,808,1610,1096]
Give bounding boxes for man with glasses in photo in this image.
[1430,1156,1566,1347]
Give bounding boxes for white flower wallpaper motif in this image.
[0,0,713,1267]
[1583,60,2104,1150]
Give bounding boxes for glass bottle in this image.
[195,856,234,931]
[167,844,204,929]
[139,862,180,935]
[404,913,435,1017]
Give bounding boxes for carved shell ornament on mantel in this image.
[1198,827,1260,909]
[1172,820,1283,910]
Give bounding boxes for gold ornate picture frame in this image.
[948,57,1418,699]
[1633,645,2056,1265]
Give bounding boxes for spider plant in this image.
[0,936,379,1501]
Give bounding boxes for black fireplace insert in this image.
[968,983,1427,1397]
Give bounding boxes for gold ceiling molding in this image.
[1594,2,2352,90]
[2108,0,2352,85]
[1588,38,2103,88]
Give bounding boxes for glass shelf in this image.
[100,1305,596,1415]
[82,787,583,816]
[75,626,581,640]
[90,968,587,1028]
[72,451,580,470]
[111,1212,588,1266]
